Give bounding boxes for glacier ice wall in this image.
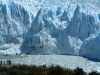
[0,0,100,60]
[0,2,31,55]
[80,33,100,60]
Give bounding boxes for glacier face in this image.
[0,0,100,60]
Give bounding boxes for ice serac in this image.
[80,34,100,60]
[22,3,100,57]
[0,0,100,60]
[22,8,60,54]
[0,2,31,55]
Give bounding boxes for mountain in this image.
[0,0,100,60]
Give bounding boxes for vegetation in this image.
[0,64,100,75]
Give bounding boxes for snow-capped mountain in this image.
[0,0,100,60]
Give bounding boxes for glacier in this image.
[0,0,100,60]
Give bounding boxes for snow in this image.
[0,0,100,60]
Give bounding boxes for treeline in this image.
[0,64,100,75]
